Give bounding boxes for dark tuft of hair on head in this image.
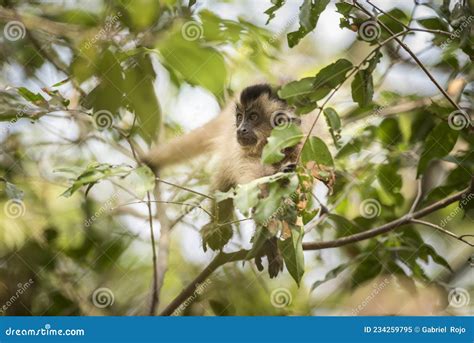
[240,84,285,106]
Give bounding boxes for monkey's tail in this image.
[142,107,232,170]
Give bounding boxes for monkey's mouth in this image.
[237,134,258,146]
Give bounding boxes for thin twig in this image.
[116,200,214,219]
[409,177,423,214]
[410,219,474,247]
[146,191,159,315]
[160,180,473,315]
[297,28,415,163]
[354,0,461,111]
[156,177,214,200]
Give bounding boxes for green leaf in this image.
[1,179,24,200]
[313,58,353,96]
[417,122,459,176]
[351,51,381,107]
[287,0,330,48]
[351,255,382,288]
[59,163,135,197]
[157,31,227,98]
[417,17,449,31]
[254,174,299,224]
[278,77,315,100]
[17,87,47,107]
[419,244,452,272]
[377,117,402,147]
[262,124,304,164]
[123,53,161,143]
[278,59,353,109]
[209,299,235,316]
[323,107,342,148]
[127,166,156,199]
[335,2,353,17]
[117,0,161,32]
[377,163,402,194]
[216,173,296,218]
[264,0,285,24]
[327,214,361,237]
[311,262,351,291]
[301,136,333,167]
[278,226,305,286]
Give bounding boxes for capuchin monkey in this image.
[143,84,303,277]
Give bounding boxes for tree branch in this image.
[410,219,474,247]
[146,191,159,315]
[160,179,473,315]
[354,1,462,111]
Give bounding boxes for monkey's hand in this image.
[201,222,233,251]
[279,162,297,173]
[255,237,284,278]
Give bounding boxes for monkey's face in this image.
[236,85,300,150]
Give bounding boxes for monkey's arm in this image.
[142,102,235,171]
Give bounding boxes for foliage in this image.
[0,0,472,316]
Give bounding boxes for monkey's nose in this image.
[238,127,249,135]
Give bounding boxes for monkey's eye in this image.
[249,113,258,121]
